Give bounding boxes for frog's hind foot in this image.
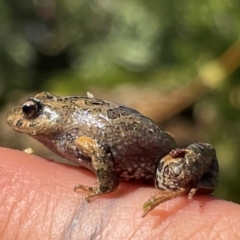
[142,188,189,217]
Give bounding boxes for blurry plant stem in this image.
[134,37,240,123]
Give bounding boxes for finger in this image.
[0,147,240,240]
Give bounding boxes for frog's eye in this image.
[22,100,42,119]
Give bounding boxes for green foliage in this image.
[1,0,239,94]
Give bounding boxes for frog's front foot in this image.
[74,184,105,202]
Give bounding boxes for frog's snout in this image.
[6,111,14,127]
[6,108,25,132]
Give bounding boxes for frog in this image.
[6,92,219,217]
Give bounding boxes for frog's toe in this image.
[74,183,110,202]
[74,183,96,193]
[142,197,162,217]
[187,187,198,200]
[142,188,189,217]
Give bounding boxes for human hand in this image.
[0,147,239,240]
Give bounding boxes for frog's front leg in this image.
[73,136,118,202]
[142,142,219,217]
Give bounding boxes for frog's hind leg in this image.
[192,156,219,197]
[142,143,219,217]
[143,164,219,218]
[74,136,118,202]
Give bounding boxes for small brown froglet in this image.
[6,92,219,217]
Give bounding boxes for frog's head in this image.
[6,92,62,137]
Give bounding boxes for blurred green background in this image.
[1,0,240,203]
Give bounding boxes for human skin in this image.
[0,147,240,240]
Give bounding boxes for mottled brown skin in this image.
[6,92,219,216]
